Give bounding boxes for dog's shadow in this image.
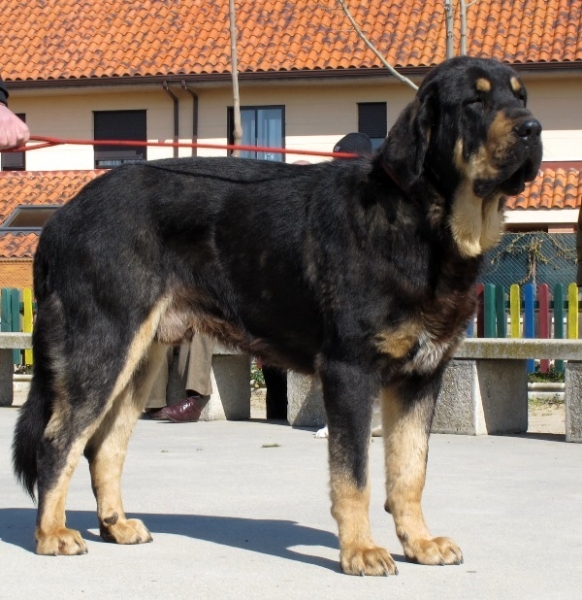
[0,508,406,571]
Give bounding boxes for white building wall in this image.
[523,76,582,162]
[5,75,582,171]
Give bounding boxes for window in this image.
[0,205,60,232]
[1,113,26,171]
[228,106,285,162]
[358,103,387,150]
[93,110,147,168]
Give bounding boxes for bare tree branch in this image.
[460,0,479,55]
[229,0,243,157]
[444,0,455,57]
[337,0,418,91]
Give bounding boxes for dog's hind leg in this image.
[34,299,170,555]
[84,342,167,545]
[320,361,397,576]
[381,377,463,566]
[35,422,95,555]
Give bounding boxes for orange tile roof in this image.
[0,166,577,258]
[509,168,582,210]
[1,0,580,84]
[0,170,103,258]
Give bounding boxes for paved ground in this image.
[1,407,581,600]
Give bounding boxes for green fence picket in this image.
[484,283,496,338]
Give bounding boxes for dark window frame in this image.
[358,102,387,150]
[0,205,61,233]
[93,110,147,168]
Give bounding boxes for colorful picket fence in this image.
[471,282,581,373]
[0,287,34,365]
[1,283,581,371]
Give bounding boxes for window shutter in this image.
[94,110,147,162]
[358,103,387,139]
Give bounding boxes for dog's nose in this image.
[514,118,542,139]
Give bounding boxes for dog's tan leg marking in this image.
[35,301,171,555]
[35,433,92,555]
[88,342,168,545]
[330,465,397,576]
[381,387,463,566]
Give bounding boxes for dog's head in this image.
[376,56,543,257]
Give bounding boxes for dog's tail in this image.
[12,287,62,501]
[12,368,54,501]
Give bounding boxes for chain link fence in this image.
[481,232,577,289]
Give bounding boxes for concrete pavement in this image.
[1,407,581,599]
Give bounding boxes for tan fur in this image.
[450,114,513,257]
[510,76,522,93]
[35,434,92,555]
[487,112,516,164]
[479,194,506,251]
[330,471,397,576]
[449,179,485,257]
[381,387,463,565]
[476,77,491,92]
[375,321,421,358]
[87,343,167,544]
[36,300,171,555]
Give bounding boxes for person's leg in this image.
[142,345,172,418]
[180,333,214,397]
[161,334,214,422]
[263,366,288,420]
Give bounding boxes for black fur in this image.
[12,57,542,567]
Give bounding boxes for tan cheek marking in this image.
[476,77,491,93]
[510,76,522,93]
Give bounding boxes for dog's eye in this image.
[466,99,483,110]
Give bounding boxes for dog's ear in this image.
[375,85,435,190]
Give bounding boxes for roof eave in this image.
[7,61,581,90]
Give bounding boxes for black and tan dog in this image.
[13,57,542,575]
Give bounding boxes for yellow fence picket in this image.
[567,282,579,339]
[22,288,34,364]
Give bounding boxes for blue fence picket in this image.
[523,283,535,373]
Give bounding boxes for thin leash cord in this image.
[3,136,359,160]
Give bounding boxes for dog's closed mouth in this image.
[500,159,539,196]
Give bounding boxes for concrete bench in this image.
[0,333,251,421]
[0,332,32,407]
[434,338,582,442]
[287,338,582,443]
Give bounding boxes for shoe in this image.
[141,407,167,420]
[161,394,210,423]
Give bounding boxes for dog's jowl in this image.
[13,57,542,574]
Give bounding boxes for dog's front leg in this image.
[320,361,397,576]
[381,378,463,566]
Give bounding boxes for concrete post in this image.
[0,349,13,407]
[565,361,582,443]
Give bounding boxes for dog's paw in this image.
[340,545,398,576]
[100,517,153,545]
[36,527,88,556]
[315,426,328,438]
[404,536,463,566]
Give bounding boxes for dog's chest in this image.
[375,294,472,376]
